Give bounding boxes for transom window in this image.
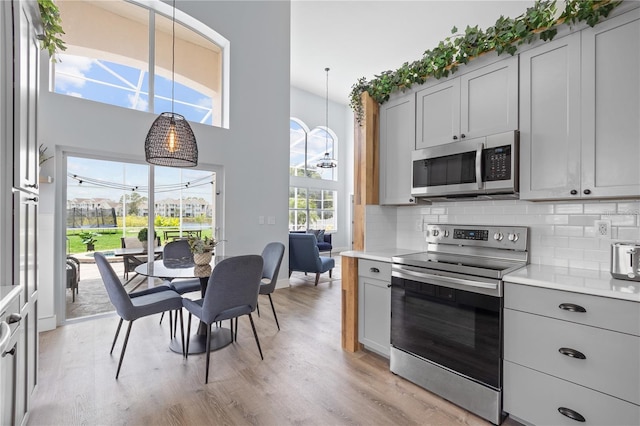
[53,0,229,128]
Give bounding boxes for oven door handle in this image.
[393,268,498,291]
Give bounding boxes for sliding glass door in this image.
[64,155,217,320]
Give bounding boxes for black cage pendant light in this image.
[145,0,198,167]
[317,67,337,169]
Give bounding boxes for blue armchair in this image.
[289,233,335,286]
[290,230,332,256]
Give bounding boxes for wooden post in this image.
[342,91,379,352]
[353,91,379,251]
[341,256,361,352]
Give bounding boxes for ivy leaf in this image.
[451,26,458,34]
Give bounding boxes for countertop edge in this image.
[0,285,22,313]
[340,249,421,263]
[504,265,640,303]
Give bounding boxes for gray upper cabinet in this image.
[379,93,418,205]
[519,32,582,200]
[416,79,459,149]
[12,0,39,194]
[521,8,640,200]
[581,9,640,199]
[416,56,518,149]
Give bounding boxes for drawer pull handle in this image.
[2,346,17,357]
[7,313,22,324]
[558,303,586,313]
[558,407,586,422]
[559,347,586,360]
[370,267,380,273]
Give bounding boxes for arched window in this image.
[289,117,337,231]
[289,118,337,181]
[52,0,229,128]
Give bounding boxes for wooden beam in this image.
[341,255,361,352]
[352,91,379,251]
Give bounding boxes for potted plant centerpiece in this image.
[78,231,98,252]
[137,228,156,252]
[187,235,218,265]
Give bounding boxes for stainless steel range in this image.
[390,224,529,425]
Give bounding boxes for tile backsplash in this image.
[365,199,640,272]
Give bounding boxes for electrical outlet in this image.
[594,220,611,239]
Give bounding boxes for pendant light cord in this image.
[171,0,176,114]
[325,67,329,154]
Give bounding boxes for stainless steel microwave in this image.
[411,130,519,199]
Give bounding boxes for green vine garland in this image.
[37,0,66,61]
[349,0,621,125]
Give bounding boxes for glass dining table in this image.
[134,256,230,355]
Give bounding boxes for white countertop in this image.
[504,264,640,303]
[341,250,639,303]
[340,248,421,263]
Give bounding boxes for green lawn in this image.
[66,228,213,254]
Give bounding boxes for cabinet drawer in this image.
[505,283,640,336]
[358,259,391,281]
[505,308,640,404]
[504,361,640,426]
[1,293,21,336]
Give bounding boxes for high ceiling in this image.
[291,0,535,105]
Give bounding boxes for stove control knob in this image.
[443,230,449,238]
[508,233,519,242]
[493,232,503,241]
[432,229,439,237]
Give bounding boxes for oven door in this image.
[390,270,502,389]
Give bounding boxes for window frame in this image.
[51,0,230,129]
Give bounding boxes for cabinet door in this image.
[581,9,640,198]
[13,1,39,193]
[358,260,391,357]
[519,33,582,200]
[13,191,38,308]
[12,190,38,423]
[379,93,417,205]
[460,56,518,139]
[416,79,460,148]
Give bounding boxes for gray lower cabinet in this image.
[503,283,640,425]
[379,93,418,205]
[0,289,22,425]
[358,259,391,357]
[520,7,640,200]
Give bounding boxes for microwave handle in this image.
[475,142,484,190]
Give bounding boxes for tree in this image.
[120,193,147,216]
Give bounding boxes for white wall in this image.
[37,1,291,328]
[290,86,353,251]
[365,199,640,272]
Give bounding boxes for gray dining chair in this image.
[162,239,201,294]
[94,252,185,379]
[182,255,264,384]
[159,239,202,329]
[257,242,285,330]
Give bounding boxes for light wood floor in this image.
[30,273,519,426]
